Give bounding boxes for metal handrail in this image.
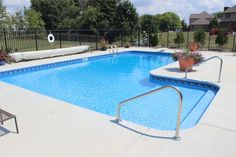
[112,44,118,53]
[115,85,183,141]
[108,44,118,54]
[185,56,223,82]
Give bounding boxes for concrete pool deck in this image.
[0,47,235,157]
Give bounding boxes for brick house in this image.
[189,11,214,31]
[220,5,236,32]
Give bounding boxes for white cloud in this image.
[197,0,224,10]
[134,0,195,22]
[133,0,236,24]
[3,0,236,25]
[3,0,30,13]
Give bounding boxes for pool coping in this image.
[0,50,220,131]
[0,47,235,157]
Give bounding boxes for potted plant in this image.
[100,38,108,51]
[0,50,9,65]
[125,42,130,48]
[172,47,204,71]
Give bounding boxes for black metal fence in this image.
[0,28,236,53]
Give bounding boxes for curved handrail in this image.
[107,44,118,54]
[115,85,183,141]
[112,44,118,53]
[185,56,223,82]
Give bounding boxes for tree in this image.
[194,30,206,45]
[215,30,228,48]
[87,0,118,30]
[79,7,100,31]
[174,32,184,48]
[24,8,45,30]
[181,20,188,31]
[0,0,11,29]
[209,17,220,30]
[150,34,159,46]
[31,0,80,29]
[159,12,182,31]
[114,0,138,31]
[213,11,222,19]
[10,10,26,30]
[139,14,159,34]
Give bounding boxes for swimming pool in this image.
[0,51,219,130]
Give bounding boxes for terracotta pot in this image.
[178,57,195,71]
[187,42,199,51]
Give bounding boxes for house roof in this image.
[223,5,236,13]
[191,18,211,25]
[190,11,214,19]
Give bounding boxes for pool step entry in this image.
[108,44,118,54]
[185,56,223,82]
[115,85,183,141]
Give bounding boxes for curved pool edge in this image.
[0,50,220,131]
[149,74,220,93]
[149,72,220,129]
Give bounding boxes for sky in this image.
[3,0,236,24]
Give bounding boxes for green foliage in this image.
[213,11,222,19]
[0,0,11,29]
[174,32,184,47]
[215,30,228,48]
[79,7,100,31]
[115,0,138,31]
[139,14,159,34]
[194,30,206,45]
[31,0,80,29]
[181,20,188,31]
[209,17,220,30]
[24,8,45,30]
[159,12,182,31]
[30,0,138,33]
[150,34,159,47]
[10,10,26,30]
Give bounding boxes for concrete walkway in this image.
[0,48,235,157]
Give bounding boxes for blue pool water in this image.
[0,51,218,130]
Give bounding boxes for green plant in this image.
[215,30,228,48]
[174,32,184,48]
[100,38,108,51]
[172,49,204,63]
[150,34,159,46]
[125,42,130,48]
[194,30,205,45]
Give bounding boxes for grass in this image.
[0,31,235,53]
[158,31,235,51]
[0,33,101,53]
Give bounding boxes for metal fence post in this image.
[34,29,38,51]
[59,31,62,48]
[187,30,189,43]
[121,30,124,47]
[96,30,98,50]
[167,30,169,48]
[232,33,235,51]
[148,25,151,47]
[208,33,210,50]
[125,29,127,44]
[138,27,140,47]
[79,31,81,46]
[3,28,8,52]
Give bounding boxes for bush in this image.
[215,30,228,48]
[150,34,159,47]
[194,30,205,45]
[174,32,184,48]
[100,38,108,51]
